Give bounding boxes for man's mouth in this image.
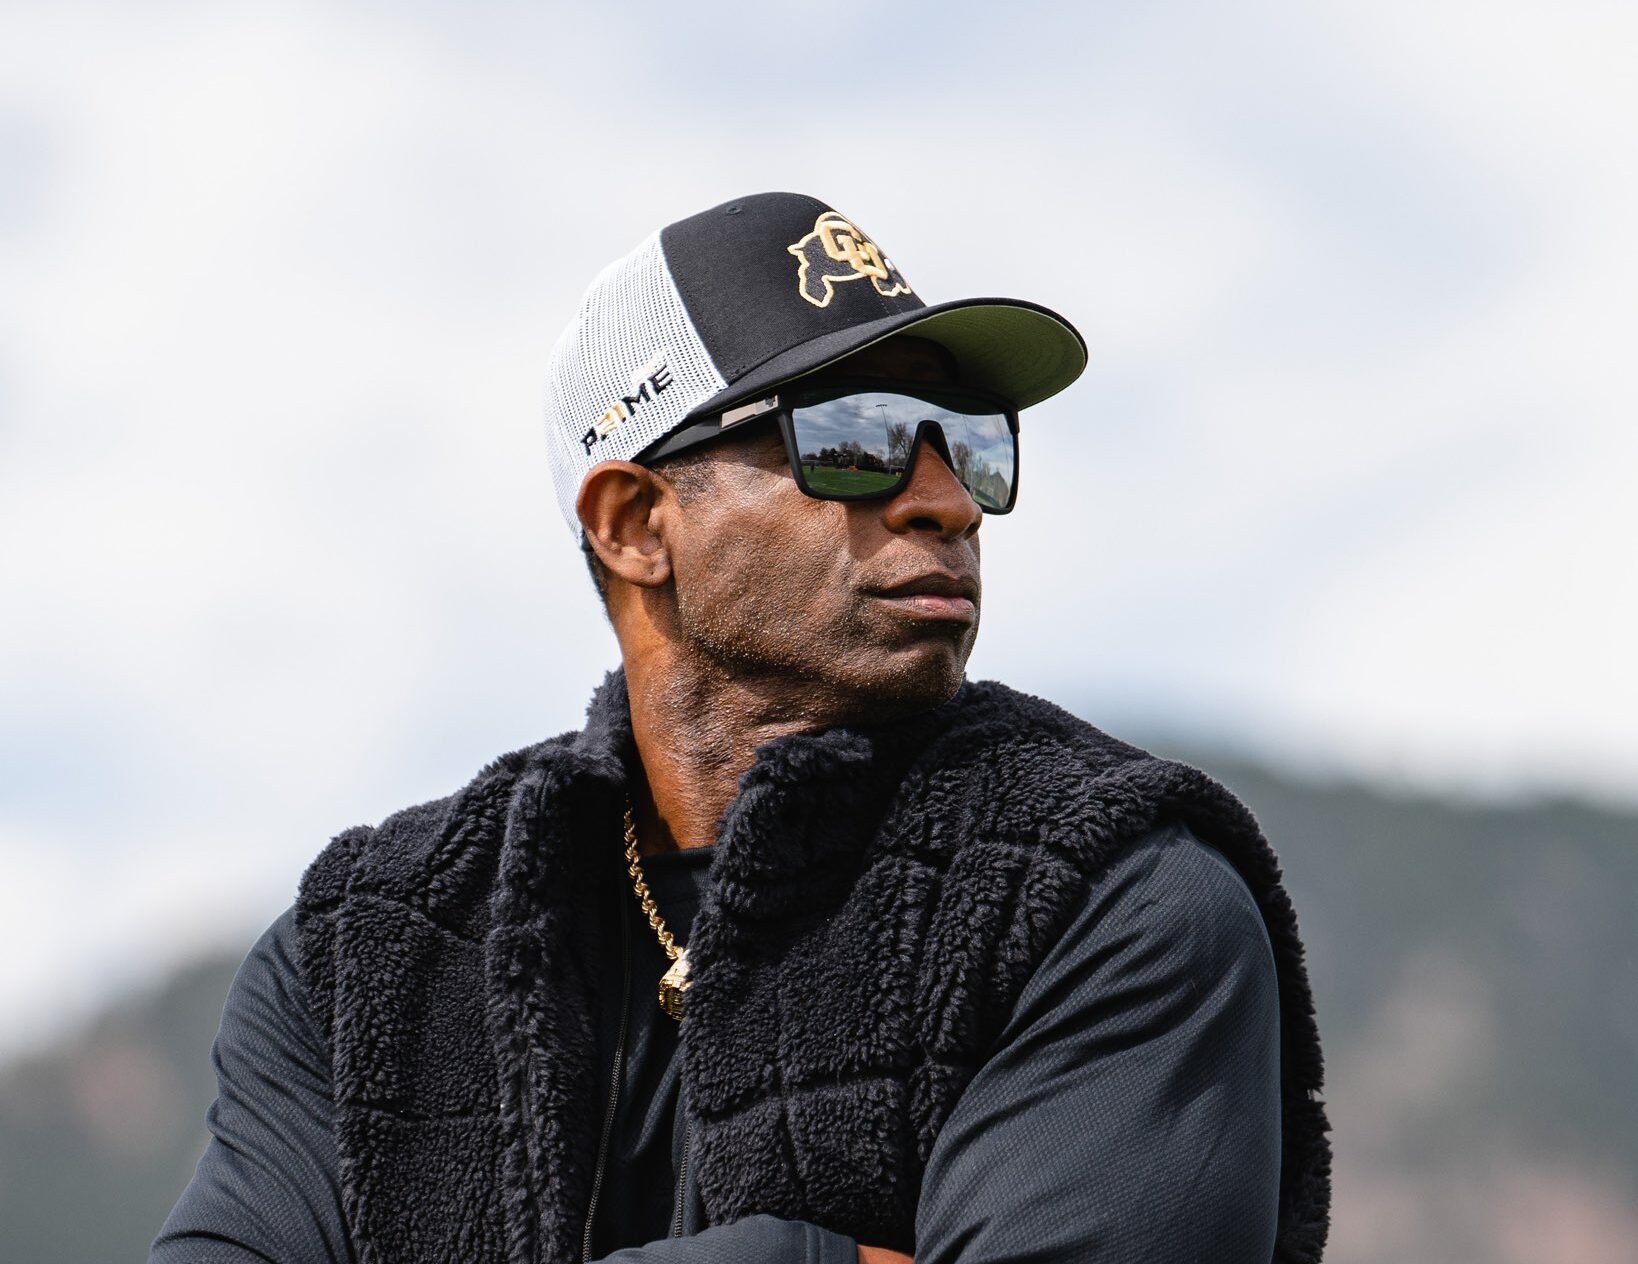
[863,573,980,624]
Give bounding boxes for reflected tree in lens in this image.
[887,421,912,472]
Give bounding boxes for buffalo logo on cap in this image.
[787,212,913,308]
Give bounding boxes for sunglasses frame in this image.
[637,378,1022,514]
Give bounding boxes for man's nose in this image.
[879,430,982,540]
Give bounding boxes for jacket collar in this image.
[554,666,972,882]
[482,665,968,1263]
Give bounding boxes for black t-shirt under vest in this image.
[294,671,1332,1263]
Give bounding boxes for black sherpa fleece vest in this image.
[294,671,1332,1264]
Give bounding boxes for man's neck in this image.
[621,640,841,857]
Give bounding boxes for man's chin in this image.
[828,642,970,724]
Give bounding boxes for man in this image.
[153,192,1331,1264]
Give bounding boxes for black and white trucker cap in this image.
[543,191,1087,539]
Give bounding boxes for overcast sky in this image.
[2,0,1633,1055]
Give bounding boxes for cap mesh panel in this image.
[543,230,727,540]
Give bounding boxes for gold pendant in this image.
[658,949,691,1021]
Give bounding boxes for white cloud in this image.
[2,0,1635,1053]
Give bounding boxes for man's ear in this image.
[576,461,678,589]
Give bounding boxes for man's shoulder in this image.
[1014,817,1276,1012]
[1101,822,1272,957]
[928,678,1267,869]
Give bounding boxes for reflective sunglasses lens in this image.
[937,407,1014,510]
[788,388,1015,508]
[788,391,907,497]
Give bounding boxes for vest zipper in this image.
[581,902,633,1263]
[671,1113,692,1236]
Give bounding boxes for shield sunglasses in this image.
[636,379,1022,513]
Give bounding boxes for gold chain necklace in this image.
[621,803,692,1021]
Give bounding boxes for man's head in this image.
[543,192,1086,723]
[577,333,989,719]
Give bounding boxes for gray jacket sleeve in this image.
[149,910,355,1264]
[597,1215,855,1264]
[911,821,1283,1263]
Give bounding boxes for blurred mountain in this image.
[0,953,241,1262]
[2,748,1634,1263]
[1152,745,1638,1262]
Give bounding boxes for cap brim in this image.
[683,297,1088,420]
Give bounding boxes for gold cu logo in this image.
[787,213,914,308]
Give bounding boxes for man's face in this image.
[662,336,985,721]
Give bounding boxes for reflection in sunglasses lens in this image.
[790,389,1013,508]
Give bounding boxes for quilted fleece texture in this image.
[295,670,1332,1264]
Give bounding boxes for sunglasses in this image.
[637,379,1021,513]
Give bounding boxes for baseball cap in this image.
[543,191,1087,540]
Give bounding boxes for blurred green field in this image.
[800,465,900,495]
